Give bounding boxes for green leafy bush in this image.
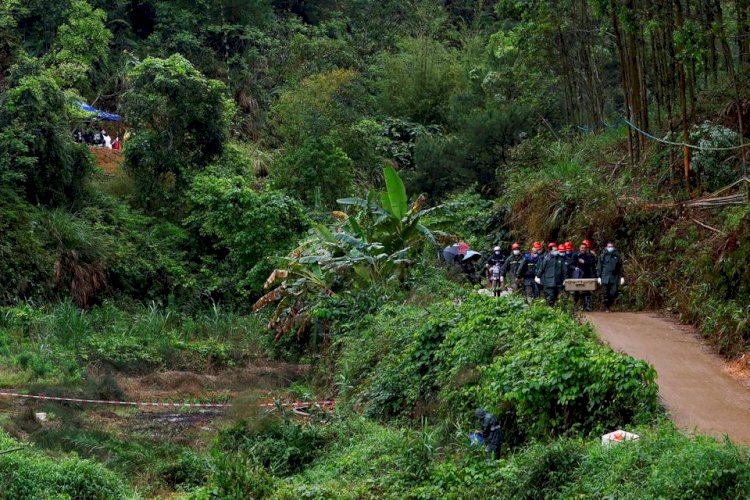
[0,57,93,206]
[272,135,355,209]
[186,165,308,299]
[562,426,750,499]
[122,54,235,209]
[0,430,129,499]
[340,295,659,441]
[217,418,329,477]
[239,420,750,499]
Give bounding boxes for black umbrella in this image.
[442,245,461,263]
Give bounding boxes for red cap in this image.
[532,241,542,250]
[548,242,557,248]
[565,241,572,251]
[511,243,521,250]
[582,239,592,247]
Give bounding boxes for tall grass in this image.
[0,300,269,382]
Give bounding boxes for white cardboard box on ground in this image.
[601,430,640,446]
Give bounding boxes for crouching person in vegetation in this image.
[536,243,566,307]
[474,408,503,460]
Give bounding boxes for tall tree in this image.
[122,54,235,210]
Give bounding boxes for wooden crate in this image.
[564,279,598,292]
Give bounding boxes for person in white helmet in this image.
[484,246,506,285]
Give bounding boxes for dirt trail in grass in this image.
[586,312,750,444]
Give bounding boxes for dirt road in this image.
[587,312,750,444]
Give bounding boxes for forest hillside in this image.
[1,0,750,498]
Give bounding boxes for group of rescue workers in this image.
[482,239,624,311]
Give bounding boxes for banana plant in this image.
[255,166,450,340]
[337,166,450,254]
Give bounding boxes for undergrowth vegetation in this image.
[336,295,658,441]
[192,417,750,499]
[0,429,130,498]
[0,300,267,384]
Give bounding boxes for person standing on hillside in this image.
[474,408,503,460]
[518,241,542,302]
[572,241,596,311]
[597,240,624,311]
[563,242,575,278]
[502,243,524,292]
[536,243,566,306]
[484,246,506,285]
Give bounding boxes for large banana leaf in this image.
[383,166,408,219]
[336,197,369,208]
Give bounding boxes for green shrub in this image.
[122,54,234,209]
[158,451,211,490]
[272,135,354,209]
[562,426,750,499]
[186,166,308,299]
[195,452,277,499]
[0,58,93,206]
[475,304,658,440]
[0,430,129,499]
[217,418,329,477]
[341,295,659,442]
[277,418,437,497]
[0,194,54,304]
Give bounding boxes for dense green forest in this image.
[1,0,750,497]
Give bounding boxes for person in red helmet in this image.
[502,242,524,292]
[517,241,543,302]
[572,241,596,311]
[542,242,556,261]
[562,241,575,280]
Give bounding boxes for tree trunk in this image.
[738,0,750,66]
[674,0,692,193]
[611,0,636,166]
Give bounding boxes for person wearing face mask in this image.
[518,241,543,302]
[597,240,624,311]
[502,243,525,291]
[563,242,575,277]
[535,243,566,306]
[484,246,506,285]
[572,241,596,311]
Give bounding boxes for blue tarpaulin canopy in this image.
[77,102,122,122]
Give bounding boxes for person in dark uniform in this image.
[517,241,542,302]
[536,243,566,306]
[571,241,596,311]
[563,242,575,278]
[474,408,503,460]
[502,243,524,292]
[597,240,624,311]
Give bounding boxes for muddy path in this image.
[586,312,750,444]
